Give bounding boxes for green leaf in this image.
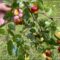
[37,46,45,53]
[24,7,30,21]
[8,29,14,36]
[30,28,36,33]
[46,8,52,16]
[12,1,19,8]
[44,7,49,12]
[30,22,35,27]
[0,28,5,35]
[39,20,45,27]
[4,11,13,21]
[48,38,57,45]
[13,34,24,47]
[50,22,56,32]
[8,23,15,30]
[45,21,51,27]
[37,0,43,4]
[27,33,35,40]
[18,54,25,60]
[17,47,25,60]
[7,40,14,55]
[37,0,44,10]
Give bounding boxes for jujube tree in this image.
[0,0,60,60]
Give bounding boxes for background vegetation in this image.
[0,0,60,60]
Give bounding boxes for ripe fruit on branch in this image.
[14,18,23,25]
[55,32,60,39]
[42,53,52,60]
[19,13,23,18]
[14,17,23,25]
[45,50,52,57]
[58,46,60,52]
[19,9,23,13]
[13,9,23,18]
[30,5,39,14]
[56,40,60,44]
[13,9,23,25]
[19,9,23,17]
[14,16,19,20]
[13,9,19,16]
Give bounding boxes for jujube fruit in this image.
[57,40,60,44]
[14,18,23,25]
[13,9,19,16]
[55,32,60,39]
[58,46,60,52]
[45,50,52,57]
[30,5,39,13]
